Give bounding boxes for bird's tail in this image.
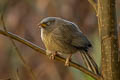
[80,51,100,75]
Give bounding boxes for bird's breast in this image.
[41,30,58,51]
[41,29,77,54]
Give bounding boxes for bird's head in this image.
[38,17,58,31]
[38,17,69,32]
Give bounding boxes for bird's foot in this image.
[65,54,72,66]
[49,52,56,60]
[65,58,70,66]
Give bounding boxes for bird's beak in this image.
[38,23,47,28]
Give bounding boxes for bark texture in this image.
[98,0,120,80]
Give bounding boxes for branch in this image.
[88,0,97,13]
[1,14,36,80]
[0,30,101,80]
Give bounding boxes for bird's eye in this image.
[46,22,51,26]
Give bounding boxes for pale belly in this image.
[41,30,77,54]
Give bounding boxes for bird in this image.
[38,17,99,75]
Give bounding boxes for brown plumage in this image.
[39,17,99,75]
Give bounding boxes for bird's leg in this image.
[49,51,57,60]
[65,54,72,66]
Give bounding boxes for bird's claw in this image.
[65,59,70,66]
[49,54,55,60]
[48,53,56,60]
[65,54,72,66]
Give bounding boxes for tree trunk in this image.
[98,0,120,80]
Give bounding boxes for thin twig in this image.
[97,0,102,37]
[12,68,20,80]
[0,29,101,80]
[1,14,36,80]
[88,0,97,14]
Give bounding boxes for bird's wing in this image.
[70,29,92,51]
[52,22,92,50]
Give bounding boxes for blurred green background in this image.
[0,0,120,80]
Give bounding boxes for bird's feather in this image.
[53,22,92,51]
